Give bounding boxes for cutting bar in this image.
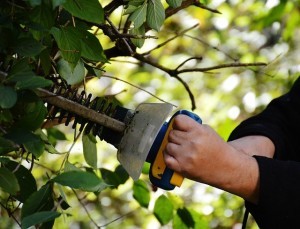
[36,88,126,133]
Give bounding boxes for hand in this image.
[164,115,230,183]
[164,115,260,203]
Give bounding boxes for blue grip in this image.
[148,110,202,190]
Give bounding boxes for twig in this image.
[142,24,199,56]
[99,209,137,228]
[133,53,197,109]
[177,62,267,74]
[183,34,238,62]
[166,0,221,19]
[0,201,21,227]
[105,15,135,56]
[175,57,203,70]
[101,74,177,107]
[72,189,100,228]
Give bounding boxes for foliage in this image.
[0,0,299,228]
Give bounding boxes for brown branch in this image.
[142,24,199,56]
[177,62,267,74]
[166,0,221,19]
[102,74,177,107]
[133,53,197,109]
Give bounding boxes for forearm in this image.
[201,143,260,204]
[228,135,275,158]
[213,135,274,203]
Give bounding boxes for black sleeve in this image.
[228,77,300,228]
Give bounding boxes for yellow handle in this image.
[151,119,184,187]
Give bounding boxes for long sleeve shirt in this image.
[228,77,300,228]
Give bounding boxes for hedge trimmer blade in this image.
[117,103,173,180]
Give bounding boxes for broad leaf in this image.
[147,0,165,31]
[5,128,45,158]
[57,58,85,85]
[0,167,20,195]
[52,170,108,192]
[64,161,82,172]
[14,37,45,57]
[133,180,150,208]
[5,161,37,202]
[28,0,42,7]
[52,0,66,8]
[0,85,17,109]
[47,128,67,146]
[129,2,147,29]
[0,137,18,155]
[100,165,129,188]
[82,133,97,169]
[173,208,195,229]
[130,25,145,48]
[13,91,48,131]
[15,76,53,90]
[21,184,53,219]
[21,211,61,229]
[50,26,81,65]
[166,0,182,8]
[80,30,107,62]
[63,0,104,24]
[154,195,174,225]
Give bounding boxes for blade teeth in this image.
[44,82,118,142]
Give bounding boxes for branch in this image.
[101,74,177,107]
[177,62,267,74]
[166,0,221,19]
[133,53,197,109]
[142,24,199,56]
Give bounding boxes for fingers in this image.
[164,143,181,172]
[172,115,199,131]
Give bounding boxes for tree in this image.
[0,0,299,228]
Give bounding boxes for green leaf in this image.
[52,0,66,8]
[130,25,145,48]
[129,2,147,29]
[13,91,47,131]
[154,195,174,225]
[0,85,17,109]
[21,184,53,219]
[80,30,107,62]
[166,0,182,8]
[133,180,150,208]
[29,0,42,7]
[57,58,85,85]
[0,137,18,155]
[21,211,61,229]
[8,60,52,90]
[47,128,67,146]
[5,128,45,158]
[30,3,55,40]
[0,167,20,195]
[82,133,97,168]
[124,4,139,15]
[63,0,104,24]
[64,161,82,172]
[15,76,53,90]
[100,165,129,188]
[147,0,165,31]
[173,208,195,229]
[50,26,81,65]
[14,38,45,57]
[7,59,37,83]
[52,171,108,192]
[5,161,37,202]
